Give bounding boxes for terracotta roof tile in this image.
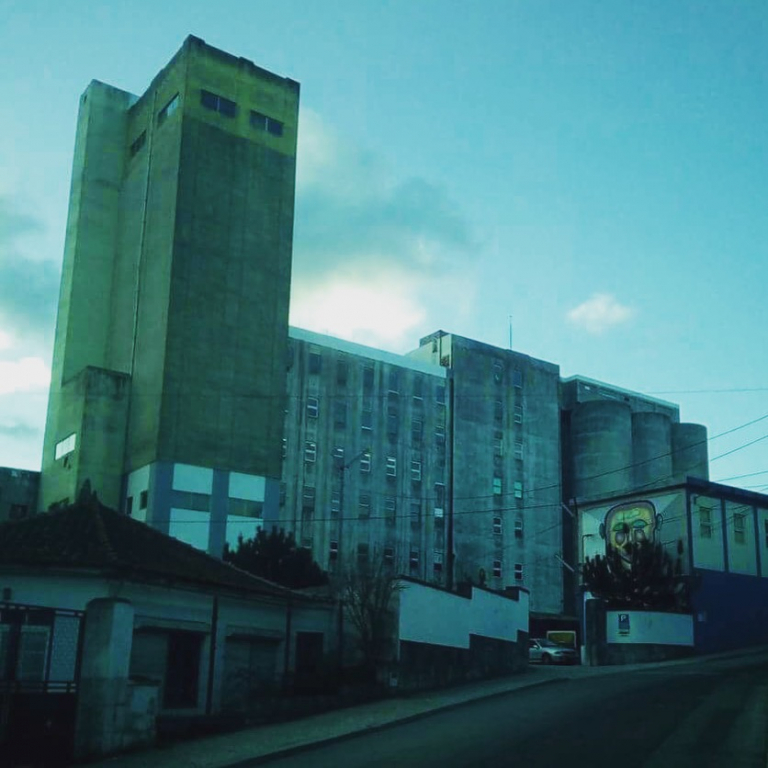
[0,497,296,599]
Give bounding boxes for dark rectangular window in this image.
[164,631,203,709]
[129,130,146,157]
[200,89,236,118]
[229,498,263,518]
[140,490,148,510]
[413,377,423,400]
[436,385,446,406]
[357,543,370,564]
[250,109,284,136]
[171,491,210,512]
[363,366,374,393]
[307,396,319,418]
[308,352,322,374]
[158,93,179,125]
[337,360,348,386]
[334,400,347,429]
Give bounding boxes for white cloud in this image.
[291,110,478,349]
[567,293,634,334]
[0,357,50,395]
[0,330,13,351]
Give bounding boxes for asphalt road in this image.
[255,655,768,768]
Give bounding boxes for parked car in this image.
[528,638,579,665]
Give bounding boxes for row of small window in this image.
[302,352,446,404]
[299,443,428,481]
[130,89,284,158]
[494,400,523,424]
[302,486,445,519]
[492,477,524,499]
[200,89,285,135]
[700,508,762,546]
[493,516,524,539]
[493,362,524,388]
[493,433,523,460]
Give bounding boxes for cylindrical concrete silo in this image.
[632,412,673,489]
[571,400,633,500]
[671,423,709,481]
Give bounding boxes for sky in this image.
[1,0,767,491]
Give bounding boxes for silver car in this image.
[528,638,579,665]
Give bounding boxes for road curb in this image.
[225,677,570,767]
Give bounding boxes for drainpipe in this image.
[205,595,219,715]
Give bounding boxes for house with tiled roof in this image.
[0,489,338,761]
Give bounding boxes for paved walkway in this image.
[92,646,768,768]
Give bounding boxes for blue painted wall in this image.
[691,569,768,654]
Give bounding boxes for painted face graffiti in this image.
[599,501,662,567]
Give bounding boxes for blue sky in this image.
[1,0,767,490]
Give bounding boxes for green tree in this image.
[582,539,694,612]
[223,527,328,589]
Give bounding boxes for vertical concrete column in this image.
[75,598,135,760]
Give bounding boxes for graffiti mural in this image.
[599,500,662,567]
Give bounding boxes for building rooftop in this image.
[0,488,304,599]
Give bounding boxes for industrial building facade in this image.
[27,36,712,621]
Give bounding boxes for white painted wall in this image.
[606,610,693,646]
[126,465,151,522]
[229,472,265,501]
[172,464,213,494]
[398,581,528,649]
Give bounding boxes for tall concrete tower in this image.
[40,37,299,554]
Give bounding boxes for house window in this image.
[493,361,503,383]
[158,93,180,124]
[129,130,146,157]
[734,512,746,545]
[434,483,445,515]
[331,400,345,429]
[411,502,421,529]
[387,412,399,437]
[411,461,422,482]
[304,441,317,463]
[384,546,395,565]
[363,366,374,393]
[139,490,148,510]
[329,541,339,561]
[333,446,345,466]
[494,400,503,422]
[514,563,524,582]
[411,419,423,445]
[388,369,400,393]
[336,360,348,386]
[308,351,322,374]
[514,443,523,461]
[359,451,371,474]
[436,385,446,406]
[514,404,523,424]
[435,425,446,446]
[514,519,524,540]
[409,549,420,570]
[493,516,502,535]
[163,631,203,709]
[200,89,236,117]
[331,490,341,516]
[307,396,319,418]
[513,369,523,388]
[54,433,77,461]
[433,551,444,573]
[699,507,712,539]
[413,377,423,401]
[361,410,373,431]
[357,543,370,564]
[493,436,503,458]
[493,560,502,579]
[493,476,503,496]
[385,496,396,525]
[302,485,316,514]
[126,496,134,517]
[249,109,284,136]
[514,481,523,499]
[358,492,371,518]
[386,457,397,477]
[172,491,211,512]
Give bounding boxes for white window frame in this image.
[386,456,397,477]
[307,396,319,418]
[304,441,317,463]
[54,433,77,461]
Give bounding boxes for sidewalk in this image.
[93,645,768,768]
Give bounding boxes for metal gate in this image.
[0,603,84,765]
